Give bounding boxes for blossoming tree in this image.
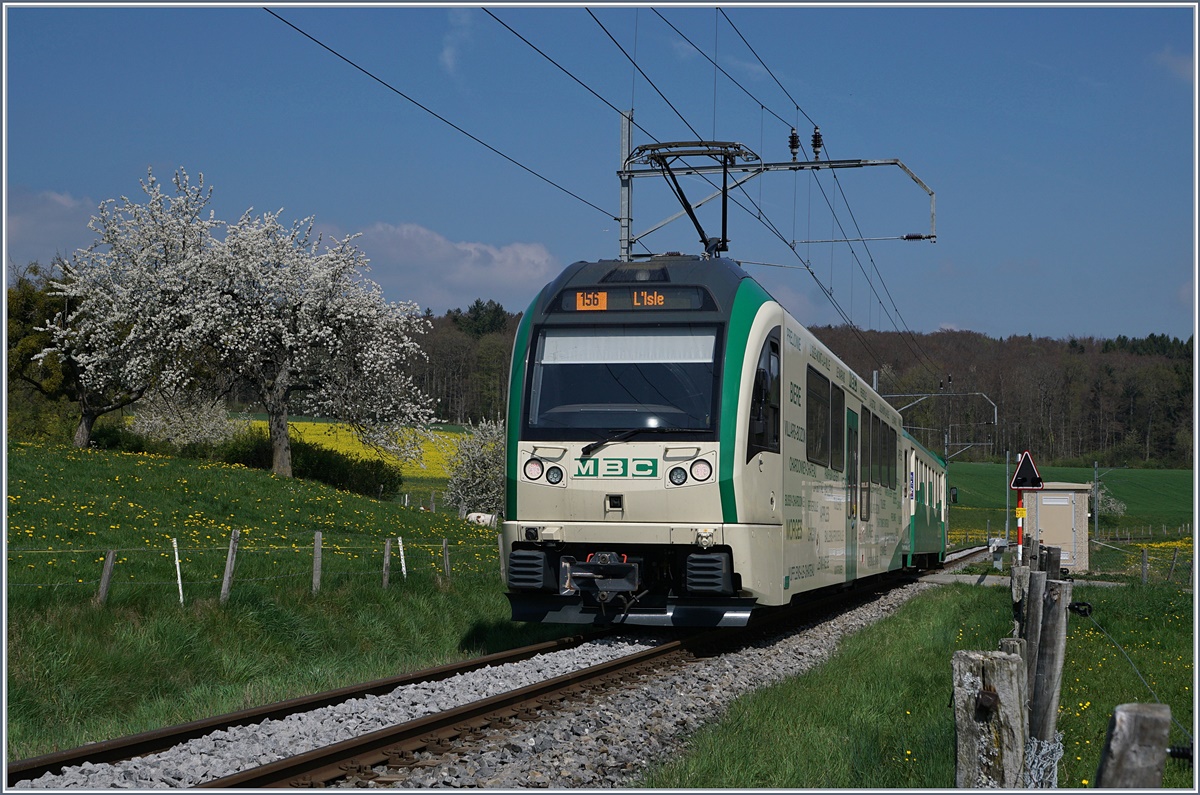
[38,169,219,447]
[40,167,434,476]
[201,210,434,477]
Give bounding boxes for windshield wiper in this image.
[581,427,695,457]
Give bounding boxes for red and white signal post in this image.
[1009,450,1044,564]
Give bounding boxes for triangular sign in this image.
[1010,450,1044,490]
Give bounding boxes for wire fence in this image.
[1087,537,1195,586]
[9,524,1192,603]
[6,532,503,605]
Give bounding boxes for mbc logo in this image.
[573,458,659,478]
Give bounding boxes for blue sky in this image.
[4,3,1195,342]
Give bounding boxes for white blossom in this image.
[37,168,219,446]
[39,168,434,474]
[443,419,506,516]
[201,210,435,476]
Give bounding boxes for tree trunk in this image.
[73,411,98,448]
[266,400,293,478]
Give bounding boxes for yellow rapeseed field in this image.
[250,420,458,479]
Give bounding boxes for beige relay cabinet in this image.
[1024,481,1093,573]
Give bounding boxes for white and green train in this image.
[502,253,947,626]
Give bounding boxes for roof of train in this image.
[530,252,918,448]
[529,254,752,318]
[902,428,948,469]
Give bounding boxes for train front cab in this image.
[500,254,937,626]
[500,256,782,627]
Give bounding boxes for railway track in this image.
[198,579,900,788]
[6,632,609,788]
[10,560,985,789]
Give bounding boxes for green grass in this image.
[5,441,577,760]
[5,572,576,759]
[6,442,498,595]
[948,462,1194,535]
[1055,583,1194,788]
[6,443,1194,786]
[639,582,1194,789]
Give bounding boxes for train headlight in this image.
[545,465,564,485]
[668,466,688,486]
[524,458,545,480]
[690,459,713,482]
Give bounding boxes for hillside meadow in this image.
[5,429,1194,782]
[5,434,578,759]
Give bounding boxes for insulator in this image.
[811,126,823,161]
[788,128,800,162]
[1167,743,1193,768]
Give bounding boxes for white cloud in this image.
[355,222,562,315]
[4,186,99,269]
[440,9,473,77]
[1155,45,1194,82]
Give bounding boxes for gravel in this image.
[15,579,940,789]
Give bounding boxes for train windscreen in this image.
[524,325,719,437]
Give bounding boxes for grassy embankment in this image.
[643,462,1194,788]
[5,431,574,760]
[639,581,1194,788]
[6,440,1194,787]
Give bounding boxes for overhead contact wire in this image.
[263,7,617,221]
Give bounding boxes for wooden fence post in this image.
[1030,579,1072,741]
[220,528,240,604]
[1095,703,1172,788]
[999,636,1026,669]
[952,650,1028,788]
[94,550,116,606]
[442,538,451,576]
[1167,547,1180,582]
[382,538,392,589]
[312,531,322,595]
[1141,548,1149,584]
[498,534,507,583]
[398,536,407,579]
[1010,566,1030,638]
[171,537,184,606]
[1042,546,1061,578]
[1023,570,1047,700]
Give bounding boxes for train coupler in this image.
[559,552,640,597]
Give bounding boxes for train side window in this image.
[747,329,781,460]
[872,413,883,486]
[860,409,872,521]
[830,386,845,472]
[889,427,898,489]
[805,365,830,467]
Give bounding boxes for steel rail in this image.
[197,636,694,788]
[5,632,603,787]
[199,574,940,788]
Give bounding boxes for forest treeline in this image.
[808,325,1193,469]
[8,265,1192,469]
[413,304,1192,469]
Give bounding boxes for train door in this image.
[845,409,858,582]
[743,329,782,525]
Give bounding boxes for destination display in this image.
[556,286,715,312]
